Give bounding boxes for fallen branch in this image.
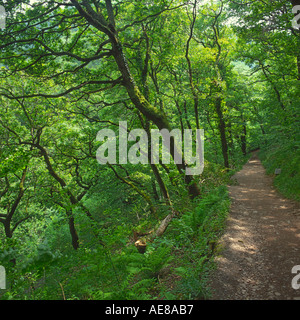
[134,211,176,254]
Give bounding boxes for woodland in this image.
[0,0,299,300]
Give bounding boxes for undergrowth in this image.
[158,185,230,299]
[259,141,300,201]
[0,184,231,300]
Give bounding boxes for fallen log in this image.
[134,211,176,254]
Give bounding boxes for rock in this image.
[275,292,281,297]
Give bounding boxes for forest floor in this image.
[209,151,300,300]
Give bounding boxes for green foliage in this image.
[0,0,299,301]
[183,186,228,233]
[260,142,300,201]
[174,256,211,300]
[155,186,230,299]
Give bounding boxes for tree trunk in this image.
[109,164,157,215]
[215,97,229,168]
[241,117,247,156]
[112,43,201,198]
[66,211,80,250]
[24,141,82,250]
[144,120,174,209]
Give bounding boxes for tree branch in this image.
[0,78,122,100]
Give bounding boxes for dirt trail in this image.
[210,152,300,300]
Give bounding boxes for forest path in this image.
[209,152,300,300]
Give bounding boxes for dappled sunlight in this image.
[211,153,300,300]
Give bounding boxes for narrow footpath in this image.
[210,152,300,300]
